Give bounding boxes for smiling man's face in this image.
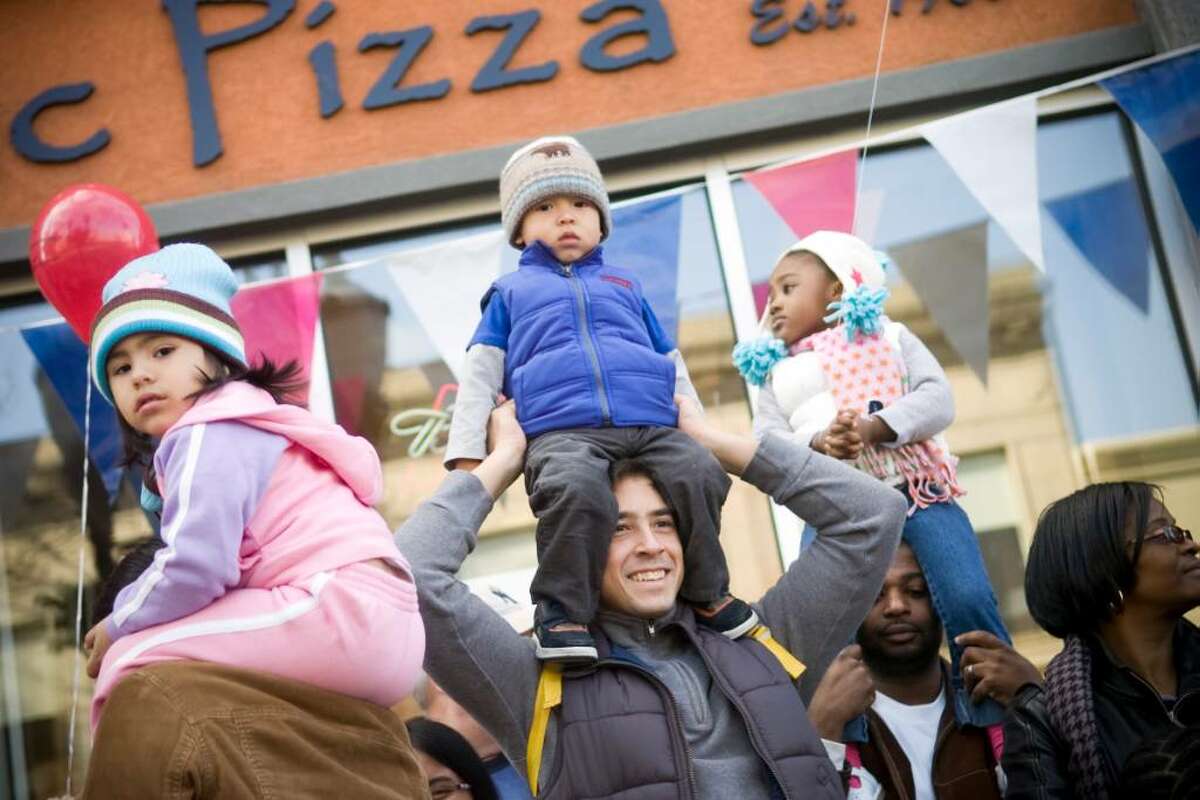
[856,543,943,678]
[598,473,685,619]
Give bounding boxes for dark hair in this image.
[192,352,306,406]
[92,537,165,627]
[1118,725,1200,798]
[609,459,681,527]
[117,348,306,498]
[405,718,499,800]
[1025,482,1160,638]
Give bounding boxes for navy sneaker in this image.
[694,596,759,640]
[532,602,598,663]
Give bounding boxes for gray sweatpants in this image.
[524,426,733,624]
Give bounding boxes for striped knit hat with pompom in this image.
[90,243,246,405]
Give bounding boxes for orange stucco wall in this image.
[0,0,1137,229]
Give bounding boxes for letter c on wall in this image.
[11,82,111,164]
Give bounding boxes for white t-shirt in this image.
[871,688,946,800]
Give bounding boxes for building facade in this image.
[1,1,1198,795]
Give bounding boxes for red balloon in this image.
[29,184,159,343]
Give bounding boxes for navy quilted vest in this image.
[538,615,843,800]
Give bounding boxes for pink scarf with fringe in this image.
[795,325,963,511]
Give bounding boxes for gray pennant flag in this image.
[888,222,990,385]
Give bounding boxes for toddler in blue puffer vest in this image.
[445,135,755,662]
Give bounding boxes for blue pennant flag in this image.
[20,322,125,499]
[1046,178,1151,313]
[1100,50,1200,234]
[607,194,683,340]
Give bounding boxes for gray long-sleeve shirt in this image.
[397,433,907,798]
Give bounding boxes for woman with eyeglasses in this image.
[1002,482,1200,798]
[406,718,499,800]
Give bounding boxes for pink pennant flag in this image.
[231,273,324,406]
[745,150,858,238]
[752,281,771,318]
[332,375,367,437]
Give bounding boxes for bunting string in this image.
[854,0,894,235]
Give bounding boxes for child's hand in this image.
[812,409,863,460]
[84,619,114,679]
[854,412,897,447]
[674,394,707,442]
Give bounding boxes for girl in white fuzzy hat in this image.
[734,230,1009,765]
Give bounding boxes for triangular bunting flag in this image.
[922,96,1045,272]
[231,272,325,407]
[745,150,858,239]
[747,181,881,318]
[888,223,991,385]
[1101,49,1200,234]
[20,322,125,499]
[331,375,369,437]
[1046,179,1151,312]
[752,282,771,318]
[388,229,507,382]
[853,188,886,245]
[606,193,684,339]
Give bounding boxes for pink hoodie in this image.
[108,381,408,639]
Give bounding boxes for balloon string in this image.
[64,376,92,798]
[853,0,893,236]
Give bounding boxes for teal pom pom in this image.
[732,336,788,386]
[824,284,889,342]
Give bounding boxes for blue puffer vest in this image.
[485,242,678,438]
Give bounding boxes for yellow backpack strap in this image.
[526,664,563,796]
[749,625,806,680]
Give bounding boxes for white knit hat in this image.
[777,230,885,292]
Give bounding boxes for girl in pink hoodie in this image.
[83,243,424,730]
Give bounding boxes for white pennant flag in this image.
[922,96,1045,272]
[853,188,886,245]
[387,229,507,382]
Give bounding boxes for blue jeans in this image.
[803,496,1011,739]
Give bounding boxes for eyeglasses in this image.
[428,778,471,800]
[1143,525,1193,546]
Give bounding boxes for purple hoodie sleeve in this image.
[107,420,288,640]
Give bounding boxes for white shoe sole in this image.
[532,635,598,662]
[721,609,760,640]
